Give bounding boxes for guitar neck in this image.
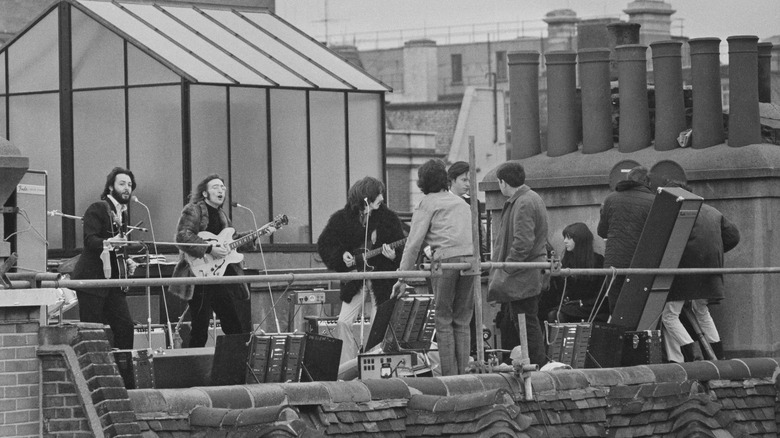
[228,228,266,251]
[359,238,407,260]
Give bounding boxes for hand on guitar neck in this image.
[344,237,407,271]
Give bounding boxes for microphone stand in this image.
[233,202,281,333]
[137,241,153,349]
[134,198,177,349]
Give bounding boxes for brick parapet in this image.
[0,318,40,437]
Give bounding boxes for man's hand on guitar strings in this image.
[381,243,396,261]
[343,251,355,268]
[210,244,229,259]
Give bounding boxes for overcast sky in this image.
[276,1,779,46]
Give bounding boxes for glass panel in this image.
[128,85,183,244]
[9,93,61,248]
[204,9,338,89]
[163,6,304,87]
[348,93,383,186]
[73,90,126,247]
[309,91,346,240]
[123,3,269,86]
[0,97,6,139]
[78,1,227,83]
[242,12,388,91]
[0,52,6,94]
[127,43,179,86]
[229,87,270,241]
[8,10,59,93]
[71,7,123,89]
[270,89,308,243]
[190,85,228,206]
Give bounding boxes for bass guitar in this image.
[185,215,288,278]
[353,237,407,271]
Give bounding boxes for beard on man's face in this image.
[112,188,132,204]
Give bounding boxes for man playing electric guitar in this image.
[72,167,138,350]
[171,174,276,348]
[317,177,406,365]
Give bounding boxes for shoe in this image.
[680,343,699,362]
[709,341,725,360]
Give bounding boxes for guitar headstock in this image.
[273,214,289,227]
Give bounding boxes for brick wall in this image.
[387,166,410,212]
[0,307,41,437]
[40,353,89,436]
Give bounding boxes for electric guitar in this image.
[352,237,407,271]
[184,215,288,278]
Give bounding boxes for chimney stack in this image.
[650,40,686,151]
[402,39,438,102]
[616,44,651,152]
[727,35,761,147]
[578,48,614,154]
[689,37,724,149]
[545,51,578,156]
[508,51,541,159]
[757,42,773,103]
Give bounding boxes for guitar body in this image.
[185,228,245,278]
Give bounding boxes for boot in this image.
[709,341,725,360]
[680,343,698,362]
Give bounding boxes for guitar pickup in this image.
[296,291,326,304]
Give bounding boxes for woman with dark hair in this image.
[548,222,608,323]
[317,176,406,365]
[392,159,475,376]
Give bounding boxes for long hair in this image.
[189,174,223,204]
[560,222,597,270]
[347,176,385,213]
[101,167,136,200]
[417,159,448,195]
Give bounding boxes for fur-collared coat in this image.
[317,204,405,305]
[170,201,253,301]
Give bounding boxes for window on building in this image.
[451,54,463,84]
[496,51,507,82]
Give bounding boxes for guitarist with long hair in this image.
[171,174,274,348]
[317,176,405,365]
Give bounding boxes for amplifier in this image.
[133,326,167,350]
[358,352,414,380]
[245,333,341,383]
[304,316,372,345]
[113,349,154,389]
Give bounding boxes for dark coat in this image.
[548,253,609,320]
[317,204,405,305]
[597,180,655,268]
[170,201,253,301]
[667,204,740,302]
[71,200,125,296]
[491,185,550,301]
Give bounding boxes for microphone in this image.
[232,201,259,232]
[47,210,83,220]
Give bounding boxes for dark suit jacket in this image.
[71,200,125,296]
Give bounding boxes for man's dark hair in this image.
[417,159,449,195]
[101,167,136,200]
[347,176,385,212]
[447,161,469,182]
[190,174,223,204]
[627,166,651,187]
[495,162,525,188]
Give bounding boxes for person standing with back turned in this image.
[392,159,475,376]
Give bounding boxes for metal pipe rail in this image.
[5,262,780,290]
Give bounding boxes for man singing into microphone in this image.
[170,174,269,348]
[71,167,138,350]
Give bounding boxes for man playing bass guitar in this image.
[72,167,138,350]
[317,176,406,365]
[170,174,276,348]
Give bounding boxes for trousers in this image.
[661,300,720,363]
[337,283,376,365]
